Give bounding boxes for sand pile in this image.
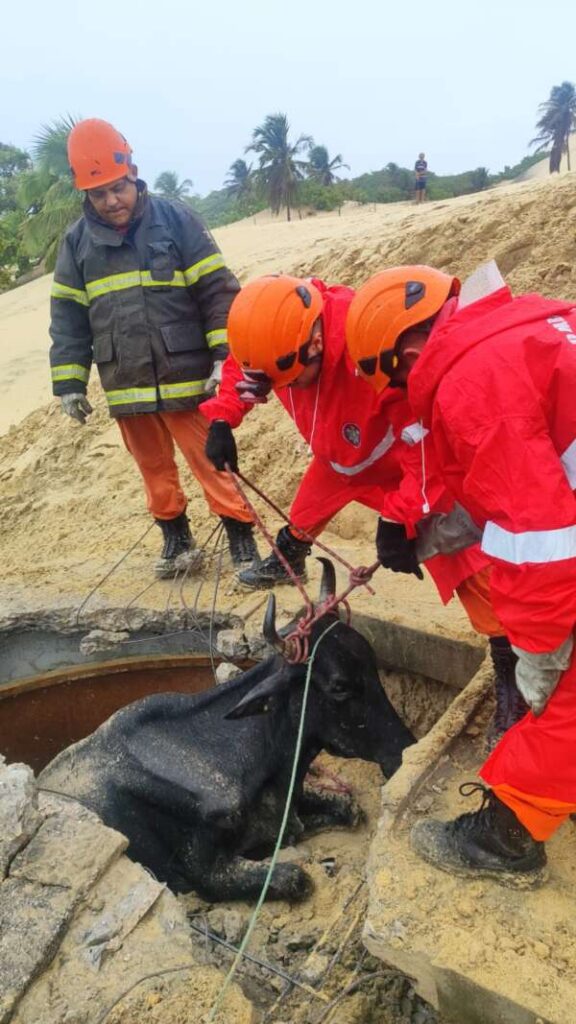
[1,171,575,624]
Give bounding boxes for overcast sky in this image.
[3,0,575,194]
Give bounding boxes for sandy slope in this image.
[517,132,576,180]
[1,171,575,636]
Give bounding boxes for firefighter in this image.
[346,260,576,886]
[49,118,258,577]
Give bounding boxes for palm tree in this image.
[19,115,82,270]
[531,81,576,172]
[307,144,349,186]
[224,158,254,201]
[154,171,194,201]
[247,113,311,221]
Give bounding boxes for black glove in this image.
[205,419,238,472]
[376,519,423,580]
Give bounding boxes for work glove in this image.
[204,359,224,396]
[512,635,574,716]
[205,419,238,473]
[376,519,424,580]
[235,369,272,405]
[61,393,93,425]
[415,503,482,561]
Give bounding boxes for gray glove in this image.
[512,635,574,716]
[415,503,482,561]
[204,360,224,396]
[61,393,93,425]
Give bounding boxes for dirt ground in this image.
[2,170,576,1023]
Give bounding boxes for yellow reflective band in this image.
[183,253,225,286]
[86,270,186,301]
[105,387,157,407]
[51,363,90,383]
[158,380,208,400]
[51,282,89,307]
[206,329,227,348]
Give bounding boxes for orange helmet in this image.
[228,276,324,386]
[67,118,136,191]
[346,266,460,392]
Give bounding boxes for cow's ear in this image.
[225,669,293,719]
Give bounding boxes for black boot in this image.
[237,526,311,590]
[220,516,259,569]
[154,512,203,579]
[411,783,547,889]
[485,636,529,751]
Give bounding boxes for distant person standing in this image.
[414,152,428,203]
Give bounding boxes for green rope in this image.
[206,619,339,1022]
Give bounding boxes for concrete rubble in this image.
[214,661,243,685]
[0,756,250,1024]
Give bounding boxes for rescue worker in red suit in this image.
[202,275,521,746]
[49,119,258,579]
[346,260,576,887]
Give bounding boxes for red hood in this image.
[408,287,575,424]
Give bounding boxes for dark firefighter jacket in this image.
[49,185,240,417]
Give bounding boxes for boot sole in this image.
[410,822,548,890]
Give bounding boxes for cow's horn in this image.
[317,557,336,602]
[263,593,285,652]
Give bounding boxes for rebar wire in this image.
[188,919,328,1001]
[179,522,226,655]
[262,879,366,1023]
[96,963,196,1024]
[74,521,156,626]
[208,528,226,682]
[313,970,400,1024]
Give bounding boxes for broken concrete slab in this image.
[11,858,194,1024]
[365,660,576,1024]
[0,761,41,878]
[10,809,126,894]
[0,877,75,1024]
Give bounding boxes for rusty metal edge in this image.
[0,654,255,702]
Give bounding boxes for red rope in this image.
[226,465,381,663]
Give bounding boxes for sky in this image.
[2,0,576,195]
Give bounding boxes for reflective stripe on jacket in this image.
[49,185,239,417]
[409,287,576,652]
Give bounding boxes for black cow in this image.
[40,564,415,901]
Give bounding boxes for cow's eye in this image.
[330,681,352,702]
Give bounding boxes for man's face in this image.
[285,322,323,390]
[87,175,138,227]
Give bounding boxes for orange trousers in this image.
[117,410,252,523]
[455,566,503,637]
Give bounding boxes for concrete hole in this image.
[0,608,486,1024]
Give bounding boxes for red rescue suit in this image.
[409,285,576,835]
[202,279,490,607]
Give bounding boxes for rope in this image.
[74,521,156,626]
[206,619,339,1022]
[233,467,377,592]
